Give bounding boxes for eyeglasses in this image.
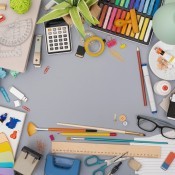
[137,115,175,139]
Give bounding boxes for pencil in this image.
[68,137,168,145]
[61,132,117,137]
[137,47,147,106]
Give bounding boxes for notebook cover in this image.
[0,106,26,157]
[167,101,175,120]
[0,0,41,72]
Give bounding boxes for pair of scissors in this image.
[84,152,129,175]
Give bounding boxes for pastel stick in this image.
[112,9,122,32]
[115,0,121,5]
[121,12,130,34]
[143,0,151,13]
[152,0,162,16]
[98,5,108,27]
[107,8,117,30]
[147,0,156,15]
[139,18,149,40]
[144,20,152,43]
[103,7,113,29]
[134,0,140,10]
[135,16,144,39]
[120,0,126,7]
[116,10,127,33]
[124,0,130,8]
[129,0,135,9]
[138,0,146,12]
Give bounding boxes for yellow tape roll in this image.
[84,36,105,57]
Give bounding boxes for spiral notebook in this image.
[131,132,175,175]
[0,0,41,72]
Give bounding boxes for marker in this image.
[142,64,157,113]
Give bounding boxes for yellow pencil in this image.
[61,132,117,137]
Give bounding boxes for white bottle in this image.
[154,81,171,96]
[9,86,28,102]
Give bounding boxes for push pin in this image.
[0,14,5,23]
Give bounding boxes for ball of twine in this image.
[10,0,31,14]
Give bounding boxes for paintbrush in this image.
[67,137,168,145]
[57,122,145,137]
[27,122,97,136]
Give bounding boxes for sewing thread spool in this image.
[154,81,171,96]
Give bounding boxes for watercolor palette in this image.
[0,106,26,156]
[92,0,162,45]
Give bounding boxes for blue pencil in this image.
[70,137,168,145]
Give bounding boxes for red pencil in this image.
[137,47,147,106]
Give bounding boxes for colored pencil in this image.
[69,137,168,145]
[61,132,117,137]
[137,47,147,106]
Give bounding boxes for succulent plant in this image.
[37,0,99,37]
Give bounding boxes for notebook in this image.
[0,0,41,72]
[131,132,175,175]
[0,106,26,157]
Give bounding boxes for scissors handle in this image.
[84,155,104,167]
[93,164,107,175]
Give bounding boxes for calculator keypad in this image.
[46,25,71,53]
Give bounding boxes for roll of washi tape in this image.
[84,36,105,57]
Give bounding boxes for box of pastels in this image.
[92,0,162,45]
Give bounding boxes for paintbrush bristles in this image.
[27,122,37,136]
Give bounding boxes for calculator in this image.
[44,18,72,54]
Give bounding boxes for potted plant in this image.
[37,0,100,37]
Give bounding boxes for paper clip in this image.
[44,66,50,74]
[0,87,10,102]
[22,106,30,112]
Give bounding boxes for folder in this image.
[45,154,81,175]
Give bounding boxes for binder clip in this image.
[106,36,117,48]
[14,146,42,175]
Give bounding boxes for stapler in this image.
[14,146,42,175]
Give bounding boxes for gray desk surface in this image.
[1,1,175,175]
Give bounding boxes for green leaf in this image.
[73,0,80,5]
[52,1,71,10]
[69,7,85,37]
[92,17,99,24]
[37,9,70,24]
[66,0,74,5]
[86,0,98,7]
[78,0,96,25]
[54,0,65,3]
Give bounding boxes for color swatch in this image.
[92,0,162,45]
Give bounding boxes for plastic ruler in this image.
[52,142,161,158]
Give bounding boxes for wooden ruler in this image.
[52,142,161,158]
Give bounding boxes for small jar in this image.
[154,81,171,96]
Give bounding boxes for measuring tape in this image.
[84,36,105,57]
[52,142,161,158]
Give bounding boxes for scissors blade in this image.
[106,152,129,166]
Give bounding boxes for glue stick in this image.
[155,47,175,65]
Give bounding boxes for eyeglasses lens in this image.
[162,127,175,139]
[138,118,157,131]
